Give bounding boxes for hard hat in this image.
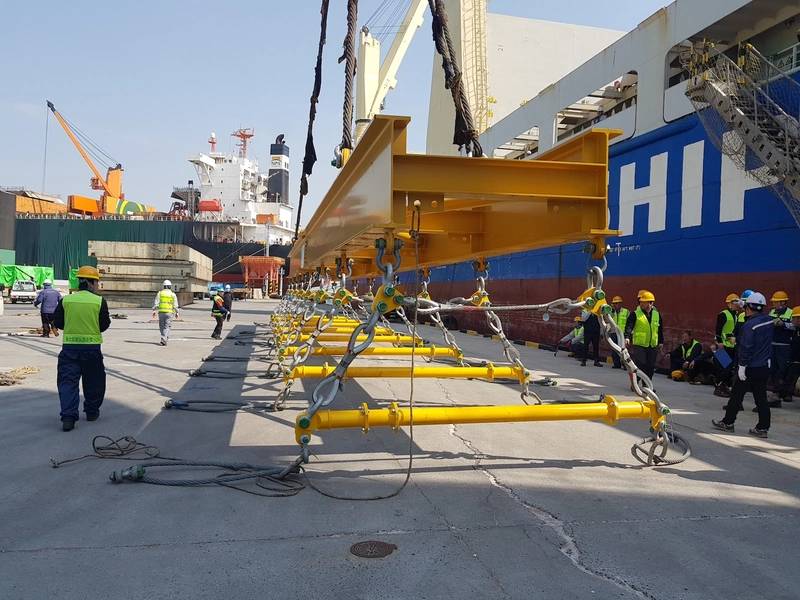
[224,284,231,291]
[612,295,623,303]
[163,279,172,287]
[637,290,655,302]
[745,292,767,308]
[741,289,753,300]
[574,316,582,322]
[76,265,100,280]
[792,306,800,318]
[771,291,789,302]
[671,370,686,382]
[43,279,52,286]
[725,293,739,303]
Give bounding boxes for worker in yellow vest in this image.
[769,290,793,406]
[609,295,629,369]
[52,265,111,432]
[714,293,740,396]
[151,279,180,346]
[624,290,663,381]
[669,331,702,377]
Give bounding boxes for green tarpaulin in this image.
[0,265,55,288]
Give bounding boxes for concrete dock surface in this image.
[1,300,799,600]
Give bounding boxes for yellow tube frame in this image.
[279,345,459,359]
[287,362,528,384]
[277,333,420,344]
[295,396,664,443]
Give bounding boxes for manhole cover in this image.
[350,540,397,558]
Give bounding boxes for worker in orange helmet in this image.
[770,291,793,405]
[609,295,629,369]
[624,290,663,382]
[52,266,111,432]
[714,293,740,397]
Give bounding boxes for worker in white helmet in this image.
[151,280,180,346]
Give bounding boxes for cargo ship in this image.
[417,0,800,348]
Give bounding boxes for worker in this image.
[669,331,702,377]
[712,292,773,438]
[686,342,721,386]
[211,288,229,339]
[52,266,110,432]
[781,306,800,403]
[559,316,584,356]
[151,279,180,346]
[713,293,740,395]
[609,295,629,369]
[34,279,62,338]
[580,310,602,367]
[624,290,663,381]
[223,284,233,322]
[768,290,793,407]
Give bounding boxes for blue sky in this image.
[0,0,668,221]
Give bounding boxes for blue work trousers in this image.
[57,348,106,421]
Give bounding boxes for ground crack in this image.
[434,379,657,600]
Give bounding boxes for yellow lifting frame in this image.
[286,362,528,384]
[294,396,664,444]
[279,345,459,359]
[289,115,621,278]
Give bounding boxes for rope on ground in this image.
[162,399,271,413]
[427,0,482,156]
[0,366,40,386]
[294,0,331,241]
[50,435,180,468]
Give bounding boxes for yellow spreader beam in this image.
[278,333,419,344]
[289,115,620,278]
[272,326,397,335]
[288,363,527,384]
[295,397,662,444]
[279,345,458,358]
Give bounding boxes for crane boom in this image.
[46,100,121,199]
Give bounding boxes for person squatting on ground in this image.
[624,289,663,381]
[53,266,110,432]
[223,285,233,322]
[669,331,701,378]
[558,316,584,356]
[580,310,603,367]
[152,279,180,346]
[712,292,773,438]
[211,289,229,339]
[768,291,793,406]
[34,279,62,337]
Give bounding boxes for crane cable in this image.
[428,0,483,157]
[338,0,359,152]
[293,0,331,242]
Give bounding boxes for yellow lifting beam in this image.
[294,397,663,444]
[289,115,620,278]
[279,345,458,359]
[277,333,420,344]
[287,363,528,384]
[272,326,397,335]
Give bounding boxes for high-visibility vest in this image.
[681,339,700,359]
[211,294,225,316]
[62,291,103,345]
[720,309,736,348]
[613,307,629,330]
[574,326,584,341]
[737,312,746,324]
[769,307,793,321]
[158,290,176,313]
[632,306,660,348]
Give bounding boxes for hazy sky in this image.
[0,0,669,222]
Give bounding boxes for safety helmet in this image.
[163,279,172,288]
[43,279,52,287]
[671,370,686,382]
[76,265,100,280]
[637,290,655,302]
[741,289,753,300]
[725,293,739,303]
[224,284,231,291]
[771,291,789,302]
[745,292,767,308]
[611,295,623,303]
[792,306,800,318]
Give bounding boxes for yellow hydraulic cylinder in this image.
[295,397,662,443]
[288,363,527,384]
[279,345,459,358]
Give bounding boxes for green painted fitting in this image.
[377,302,388,313]
[594,290,606,301]
[298,416,311,429]
[585,297,596,308]
[384,286,395,297]
[600,304,613,315]
[394,294,405,305]
[300,434,312,445]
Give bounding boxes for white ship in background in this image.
[189,129,294,244]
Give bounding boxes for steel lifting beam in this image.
[277,333,420,344]
[294,396,663,444]
[289,115,620,278]
[279,345,458,358]
[287,363,528,384]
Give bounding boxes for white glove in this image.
[737,365,747,382]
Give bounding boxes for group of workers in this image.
[30,267,236,431]
[561,288,799,439]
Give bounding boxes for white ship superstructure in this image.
[189,130,294,244]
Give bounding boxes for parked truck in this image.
[10,280,38,303]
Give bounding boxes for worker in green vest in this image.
[624,289,663,381]
[52,265,111,432]
[151,279,180,346]
[211,289,229,339]
[714,293,740,396]
[610,295,629,369]
[669,331,701,377]
[769,290,793,406]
